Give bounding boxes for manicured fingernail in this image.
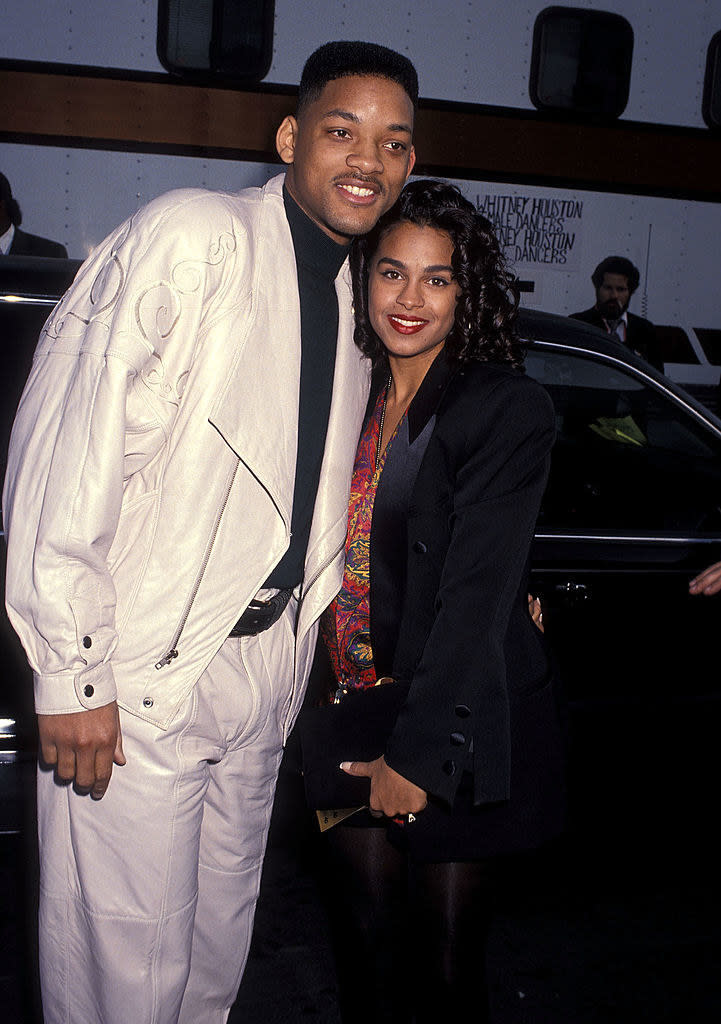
[340,762,351,771]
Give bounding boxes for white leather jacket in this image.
[3,174,370,732]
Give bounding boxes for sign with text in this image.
[476,194,584,271]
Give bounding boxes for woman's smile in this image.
[386,314,429,335]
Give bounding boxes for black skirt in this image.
[338,676,567,864]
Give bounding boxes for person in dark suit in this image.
[570,254,663,371]
[314,181,565,1024]
[0,171,68,257]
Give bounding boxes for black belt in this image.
[228,588,294,638]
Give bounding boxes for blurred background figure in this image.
[0,171,67,258]
[571,255,663,372]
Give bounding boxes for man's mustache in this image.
[599,298,626,317]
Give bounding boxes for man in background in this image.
[571,255,663,372]
[0,172,68,257]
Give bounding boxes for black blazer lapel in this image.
[407,346,457,444]
[370,348,457,674]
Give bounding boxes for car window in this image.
[654,326,700,365]
[526,347,721,532]
[695,329,721,367]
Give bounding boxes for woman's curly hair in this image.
[350,179,524,369]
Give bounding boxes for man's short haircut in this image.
[591,255,640,293]
[297,41,418,116]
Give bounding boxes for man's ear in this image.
[406,145,416,181]
[276,115,298,165]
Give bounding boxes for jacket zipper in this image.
[277,535,345,744]
[155,460,239,669]
[300,537,345,602]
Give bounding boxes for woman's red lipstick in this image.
[387,314,428,335]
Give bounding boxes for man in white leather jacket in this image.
[2,41,417,1023]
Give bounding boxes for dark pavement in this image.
[3,698,721,1023]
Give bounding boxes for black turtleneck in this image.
[264,188,349,589]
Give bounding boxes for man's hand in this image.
[38,701,126,800]
[340,756,427,818]
[689,561,721,597]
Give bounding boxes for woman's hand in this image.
[528,593,544,632]
[340,756,427,818]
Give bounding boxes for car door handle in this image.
[553,581,591,605]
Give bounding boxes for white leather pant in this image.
[37,598,303,1023]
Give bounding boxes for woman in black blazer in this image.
[315,181,565,1024]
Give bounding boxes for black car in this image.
[0,257,84,839]
[521,309,721,839]
[522,308,721,698]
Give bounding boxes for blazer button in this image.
[82,635,92,649]
[83,684,94,698]
[454,704,471,718]
[442,760,457,776]
[450,731,465,746]
[412,540,428,554]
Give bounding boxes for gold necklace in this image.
[375,373,393,467]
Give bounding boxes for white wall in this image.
[0,144,280,261]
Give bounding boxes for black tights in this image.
[319,824,497,1024]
